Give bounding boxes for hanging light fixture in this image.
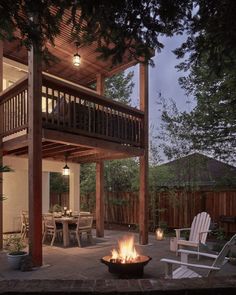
[62,153,70,176]
[72,42,81,67]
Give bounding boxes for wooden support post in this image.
[0,40,3,250]
[96,73,105,96]
[96,161,104,237]
[139,63,149,245]
[96,74,105,237]
[28,43,42,266]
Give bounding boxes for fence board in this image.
[50,190,236,233]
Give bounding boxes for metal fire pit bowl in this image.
[101,255,152,278]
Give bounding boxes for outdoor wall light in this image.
[73,42,81,66]
[62,153,70,176]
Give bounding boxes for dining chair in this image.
[42,213,63,246]
[69,213,93,247]
[20,210,29,239]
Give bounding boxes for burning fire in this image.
[111,236,140,263]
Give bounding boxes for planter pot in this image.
[7,252,28,270]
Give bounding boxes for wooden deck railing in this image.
[0,77,28,137]
[0,75,144,147]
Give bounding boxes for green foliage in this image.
[157,97,194,161]
[104,72,134,105]
[213,227,226,241]
[81,71,139,195]
[173,0,236,163]
[51,204,62,213]
[0,165,12,174]
[105,159,139,192]
[4,234,26,254]
[0,165,13,201]
[158,221,168,233]
[80,163,96,195]
[149,165,175,191]
[0,1,192,65]
[50,172,69,194]
[80,159,139,196]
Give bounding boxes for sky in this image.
[128,35,195,130]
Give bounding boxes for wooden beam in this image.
[68,149,97,159]
[28,43,42,266]
[139,63,149,245]
[0,40,3,250]
[75,152,132,163]
[95,73,105,237]
[9,147,28,156]
[96,161,104,237]
[42,145,79,158]
[42,129,144,156]
[2,134,28,152]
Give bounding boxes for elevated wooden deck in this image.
[0,75,144,163]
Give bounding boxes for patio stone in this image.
[0,230,236,294]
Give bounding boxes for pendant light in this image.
[73,42,81,67]
[63,153,70,176]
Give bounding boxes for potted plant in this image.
[5,234,28,270]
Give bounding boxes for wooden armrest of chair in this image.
[175,228,191,240]
[178,249,218,259]
[160,258,220,276]
[199,230,211,239]
[161,258,220,270]
[175,228,191,232]
[178,249,229,261]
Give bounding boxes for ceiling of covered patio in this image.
[2,10,138,87]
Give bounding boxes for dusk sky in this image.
[129,35,195,130]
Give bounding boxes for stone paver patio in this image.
[1,230,236,280]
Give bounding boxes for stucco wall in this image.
[2,156,80,233]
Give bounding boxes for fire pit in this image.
[101,236,151,277]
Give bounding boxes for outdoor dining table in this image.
[54,216,78,247]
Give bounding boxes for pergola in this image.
[0,10,149,266]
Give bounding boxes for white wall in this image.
[3,169,28,233]
[3,156,80,233]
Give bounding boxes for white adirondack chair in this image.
[161,233,236,279]
[175,212,211,258]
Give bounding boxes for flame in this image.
[111,236,139,263]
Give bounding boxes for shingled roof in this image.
[155,153,236,189]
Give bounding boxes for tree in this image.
[0,0,191,64]
[80,71,139,196]
[104,71,134,105]
[172,0,236,162]
[105,159,139,192]
[50,172,69,206]
[156,97,195,161]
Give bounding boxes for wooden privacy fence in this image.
[80,192,140,225]
[158,190,236,233]
[80,190,236,233]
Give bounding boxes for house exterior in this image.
[155,153,236,189]
[153,153,236,232]
[0,9,150,266]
